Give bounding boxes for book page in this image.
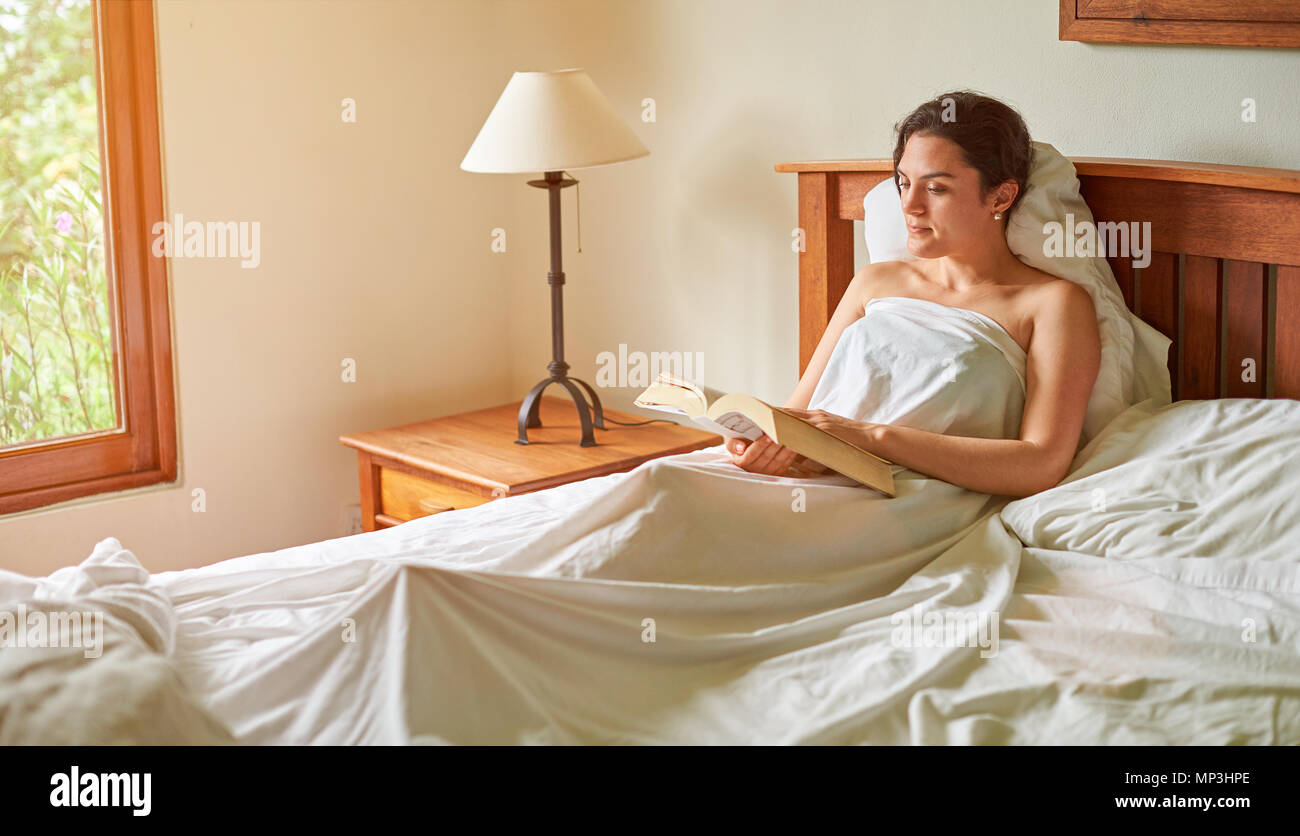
[710,410,765,441]
[635,377,705,416]
[654,373,729,409]
[691,381,729,409]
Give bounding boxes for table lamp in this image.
[461,68,650,446]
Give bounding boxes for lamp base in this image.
[516,372,606,447]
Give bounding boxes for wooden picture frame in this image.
[1060,0,1300,48]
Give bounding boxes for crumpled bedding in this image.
[964,396,1300,744]
[145,395,1300,744]
[149,452,1017,744]
[0,538,234,744]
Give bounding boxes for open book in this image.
[634,372,896,497]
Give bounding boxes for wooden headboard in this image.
[774,157,1300,401]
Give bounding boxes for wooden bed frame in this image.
[774,157,1300,401]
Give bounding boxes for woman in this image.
[728,91,1100,499]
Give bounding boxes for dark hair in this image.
[891,90,1031,219]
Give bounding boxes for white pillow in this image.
[1002,397,1300,562]
[863,178,915,263]
[860,141,1172,447]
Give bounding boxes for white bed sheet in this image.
[138,395,1300,744]
[153,451,1016,744]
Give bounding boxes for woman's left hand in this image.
[781,408,877,449]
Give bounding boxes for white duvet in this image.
[8,299,1300,744]
[916,396,1300,743]
[0,539,234,744]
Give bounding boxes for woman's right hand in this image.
[725,435,801,476]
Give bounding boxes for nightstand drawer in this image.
[379,468,493,521]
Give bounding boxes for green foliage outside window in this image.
[0,0,116,447]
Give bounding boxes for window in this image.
[0,0,175,514]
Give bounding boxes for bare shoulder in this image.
[1026,276,1099,349]
[1036,276,1096,318]
[849,260,914,311]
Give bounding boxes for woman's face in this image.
[896,132,1007,260]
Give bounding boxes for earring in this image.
[994,211,1003,220]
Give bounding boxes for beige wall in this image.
[3,0,1297,575]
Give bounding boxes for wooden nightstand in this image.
[339,396,722,531]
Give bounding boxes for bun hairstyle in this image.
[891,90,1032,220]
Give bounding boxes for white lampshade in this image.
[461,68,650,173]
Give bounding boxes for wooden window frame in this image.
[0,0,176,514]
[1060,0,1300,47]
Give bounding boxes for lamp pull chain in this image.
[575,178,582,253]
